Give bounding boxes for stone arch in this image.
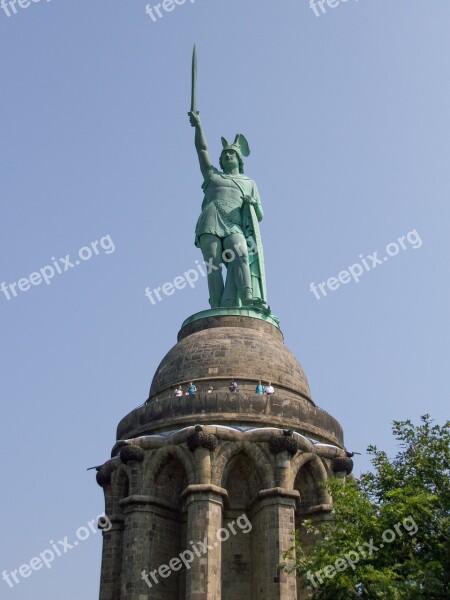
[212,441,239,487]
[223,453,260,509]
[291,453,330,513]
[219,443,269,600]
[146,445,194,508]
[213,440,274,490]
[133,446,192,600]
[292,454,332,600]
[146,445,195,487]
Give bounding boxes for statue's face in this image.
[221,149,239,172]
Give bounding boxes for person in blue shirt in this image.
[255,381,265,395]
[188,382,197,397]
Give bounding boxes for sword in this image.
[190,44,199,114]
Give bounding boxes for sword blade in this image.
[191,44,197,113]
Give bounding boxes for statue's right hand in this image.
[188,111,201,127]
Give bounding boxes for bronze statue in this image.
[188,47,267,309]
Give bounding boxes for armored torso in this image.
[195,167,257,246]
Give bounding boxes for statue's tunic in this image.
[195,167,261,247]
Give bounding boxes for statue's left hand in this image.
[242,194,256,205]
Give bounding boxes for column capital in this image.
[258,487,300,500]
[182,483,228,502]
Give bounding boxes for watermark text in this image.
[309,229,422,300]
[306,516,418,588]
[2,514,111,589]
[141,513,252,589]
[1,234,116,302]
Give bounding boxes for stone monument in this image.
[94,47,353,600]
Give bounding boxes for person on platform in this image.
[229,380,239,393]
[188,382,197,397]
[265,381,275,396]
[255,381,265,395]
[174,386,183,398]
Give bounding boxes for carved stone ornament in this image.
[332,456,354,475]
[120,445,145,464]
[187,425,219,452]
[269,430,299,456]
[96,470,112,487]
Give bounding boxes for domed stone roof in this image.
[149,314,311,400]
[116,313,343,447]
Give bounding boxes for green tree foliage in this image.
[283,415,450,599]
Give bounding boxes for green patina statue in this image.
[188,48,268,310]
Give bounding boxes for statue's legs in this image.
[222,233,253,306]
[199,233,224,308]
[221,271,238,307]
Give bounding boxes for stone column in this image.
[118,446,151,600]
[97,468,124,600]
[99,515,124,600]
[274,450,291,489]
[120,499,156,600]
[183,484,227,600]
[194,446,212,484]
[252,488,299,600]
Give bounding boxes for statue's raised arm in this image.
[188,111,212,179]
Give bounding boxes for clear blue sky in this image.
[1,1,449,598]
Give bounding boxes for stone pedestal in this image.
[95,312,351,600]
